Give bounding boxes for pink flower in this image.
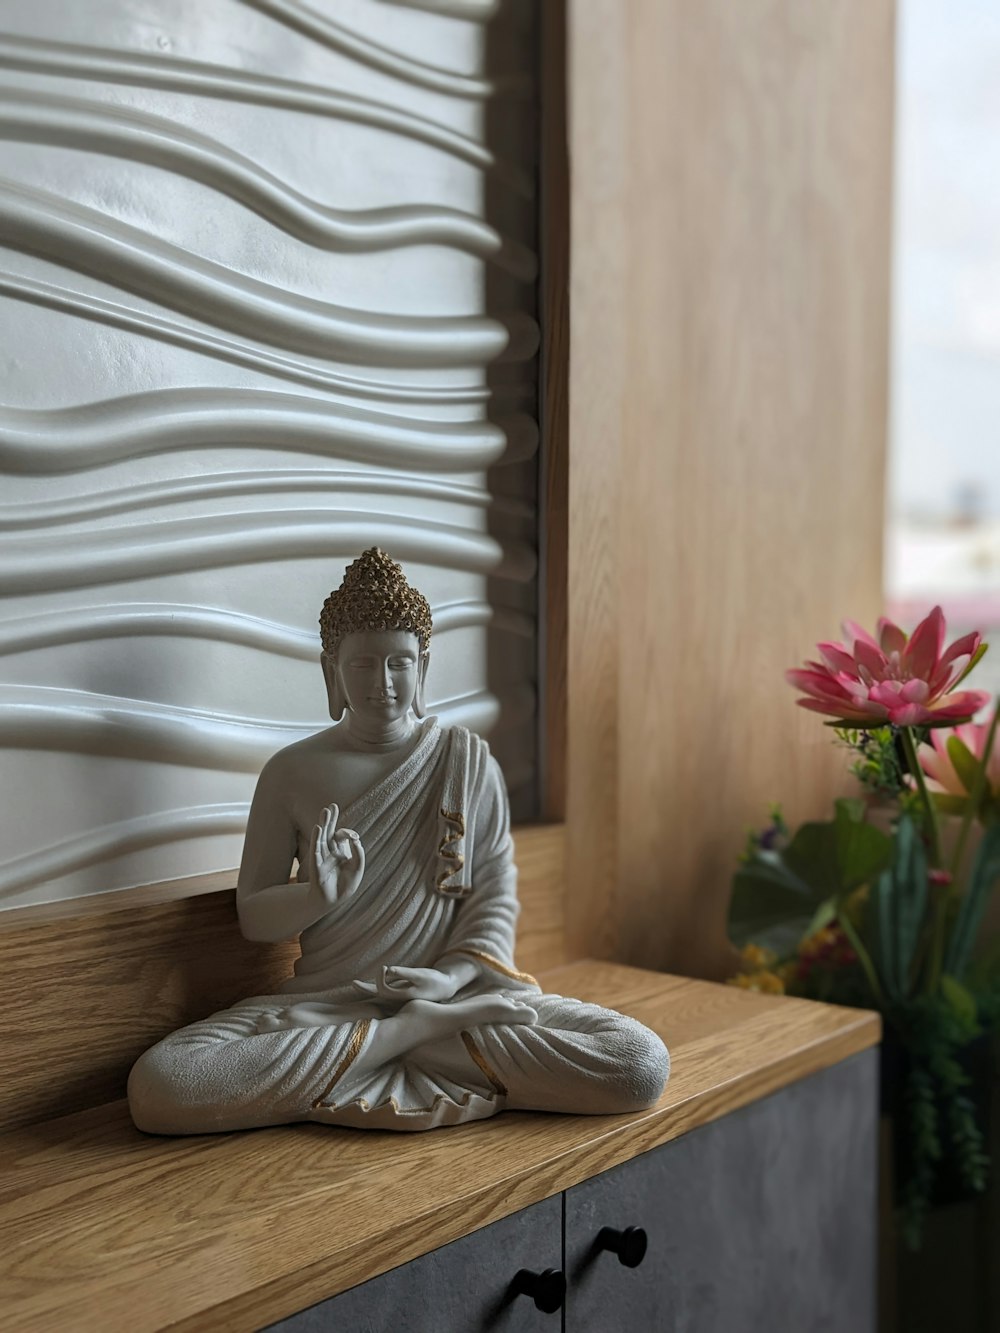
[786,606,989,727]
[918,714,1000,796]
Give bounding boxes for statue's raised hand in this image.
[309,804,365,906]
[353,965,457,1002]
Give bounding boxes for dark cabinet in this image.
[263,1194,563,1332]
[265,1051,877,1332]
[564,1049,877,1332]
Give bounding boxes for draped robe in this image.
[128,719,670,1134]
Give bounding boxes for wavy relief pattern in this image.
[0,0,539,906]
[378,0,501,19]
[0,468,534,528]
[0,511,536,593]
[0,272,504,405]
[0,600,533,659]
[0,605,322,660]
[0,805,252,897]
[0,683,535,770]
[0,390,536,475]
[0,34,533,193]
[0,93,536,279]
[3,181,538,366]
[243,0,526,99]
[0,750,537,900]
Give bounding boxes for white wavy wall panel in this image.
[0,0,540,908]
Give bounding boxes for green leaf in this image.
[946,736,981,797]
[728,851,825,949]
[804,898,837,938]
[895,815,928,994]
[868,813,927,1001]
[834,797,868,824]
[952,641,989,690]
[728,801,892,960]
[836,801,896,887]
[870,867,895,996]
[783,804,893,898]
[941,974,978,1029]
[943,822,1000,979]
[931,793,970,817]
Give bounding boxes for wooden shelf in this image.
[0,962,880,1332]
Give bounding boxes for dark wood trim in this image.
[538,0,570,822]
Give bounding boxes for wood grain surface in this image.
[0,962,880,1332]
[565,0,894,978]
[0,825,565,1133]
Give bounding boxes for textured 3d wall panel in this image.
[0,0,539,908]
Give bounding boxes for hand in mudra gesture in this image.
[353,965,457,1002]
[309,804,365,906]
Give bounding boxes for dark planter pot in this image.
[878,1032,999,1333]
[879,1029,993,1209]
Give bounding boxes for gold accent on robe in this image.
[460,1030,508,1097]
[453,948,538,988]
[311,1018,372,1109]
[435,808,469,897]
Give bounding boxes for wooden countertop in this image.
[0,962,880,1332]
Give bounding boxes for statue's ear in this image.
[413,650,430,719]
[321,652,346,722]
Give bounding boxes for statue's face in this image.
[335,629,423,724]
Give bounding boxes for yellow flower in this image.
[754,971,786,994]
[740,942,776,971]
[798,926,840,961]
[727,973,756,990]
[727,970,786,995]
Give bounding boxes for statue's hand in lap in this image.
[353,965,457,1003]
[309,803,364,907]
[401,994,539,1044]
[254,991,538,1039]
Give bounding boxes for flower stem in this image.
[837,908,887,1010]
[924,886,949,997]
[950,705,1000,880]
[900,726,941,867]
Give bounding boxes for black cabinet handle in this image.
[596,1226,647,1269]
[511,1267,567,1313]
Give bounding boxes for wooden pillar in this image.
[566,0,896,977]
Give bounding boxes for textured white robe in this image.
[128,720,669,1134]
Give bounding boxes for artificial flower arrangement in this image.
[728,607,1000,1246]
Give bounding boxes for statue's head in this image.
[319,548,432,723]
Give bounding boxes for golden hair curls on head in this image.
[319,548,433,655]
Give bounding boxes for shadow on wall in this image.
[484,0,545,823]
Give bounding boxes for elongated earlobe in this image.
[321,653,347,722]
[413,651,430,719]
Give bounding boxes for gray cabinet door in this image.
[564,1051,878,1333]
[262,1193,563,1333]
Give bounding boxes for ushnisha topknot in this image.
[320,548,433,655]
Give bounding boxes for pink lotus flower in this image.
[786,606,989,727]
[918,714,1000,796]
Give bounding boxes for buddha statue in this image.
[128,549,669,1134]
